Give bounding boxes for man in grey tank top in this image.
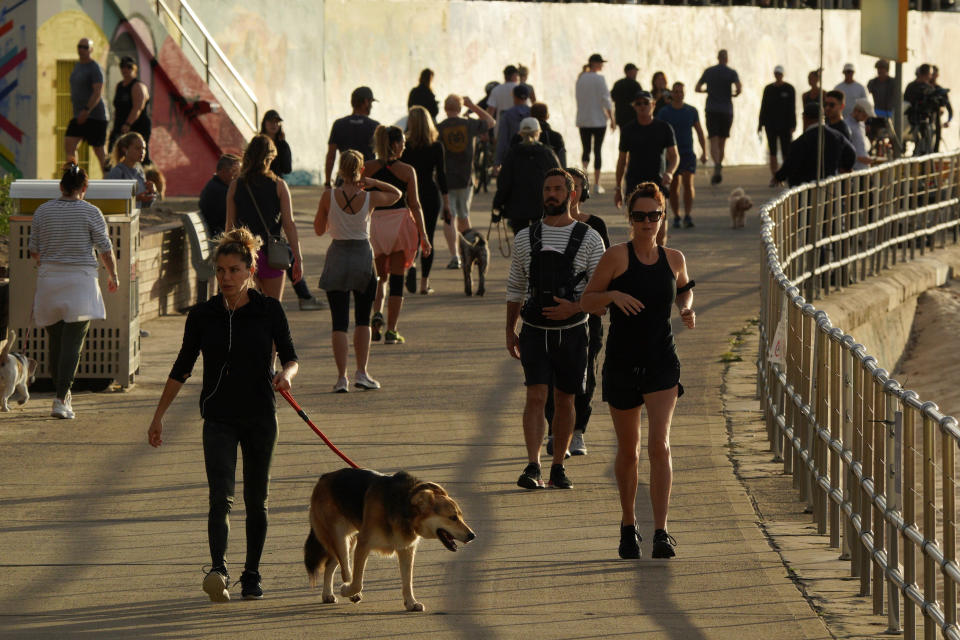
[65,38,109,172]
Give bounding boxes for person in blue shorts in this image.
[656,82,706,229]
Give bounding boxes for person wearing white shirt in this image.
[851,98,876,170]
[835,63,867,125]
[575,54,615,193]
[487,64,521,123]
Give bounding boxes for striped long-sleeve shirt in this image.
[507,221,606,327]
[28,199,113,268]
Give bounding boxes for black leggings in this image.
[203,416,278,574]
[325,275,377,332]
[546,315,603,434]
[579,127,606,170]
[420,190,441,279]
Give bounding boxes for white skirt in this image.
[33,263,106,327]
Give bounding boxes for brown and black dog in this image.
[304,468,475,611]
[458,228,489,296]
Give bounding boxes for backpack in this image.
[521,221,589,328]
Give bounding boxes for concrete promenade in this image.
[0,166,837,639]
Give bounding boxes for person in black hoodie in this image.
[510,102,566,167]
[408,68,439,123]
[494,117,561,235]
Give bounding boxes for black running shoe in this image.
[405,266,417,294]
[517,462,544,489]
[651,529,677,558]
[548,463,573,489]
[683,217,695,228]
[371,311,384,342]
[240,569,263,599]
[618,524,642,559]
[710,171,722,185]
[202,566,230,602]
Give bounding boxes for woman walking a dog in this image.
[581,182,695,560]
[363,125,432,344]
[314,150,402,392]
[147,227,299,602]
[29,163,119,419]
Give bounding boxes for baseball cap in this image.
[854,98,876,118]
[519,117,541,133]
[774,65,785,74]
[351,86,377,104]
[802,102,821,119]
[588,53,607,64]
[624,62,638,73]
[633,89,653,103]
[513,84,530,100]
[263,109,282,122]
[843,63,855,73]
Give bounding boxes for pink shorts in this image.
[255,247,286,279]
[370,208,419,270]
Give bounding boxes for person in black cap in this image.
[614,90,678,208]
[774,102,856,187]
[261,109,325,311]
[324,87,380,188]
[575,53,615,193]
[611,63,642,130]
[109,55,151,162]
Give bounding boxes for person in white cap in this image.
[850,98,876,170]
[834,63,867,123]
[493,116,561,235]
[758,65,797,186]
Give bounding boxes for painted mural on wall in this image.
[0,0,30,178]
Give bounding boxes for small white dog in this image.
[728,187,753,229]
[0,329,37,411]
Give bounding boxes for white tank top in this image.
[328,189,371,240]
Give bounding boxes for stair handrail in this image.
[153,0,259,133]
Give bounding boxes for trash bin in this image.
[8,180,141,388]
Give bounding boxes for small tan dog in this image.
[304,468,475,612]
[0,329,36,412]
[728,187,753,228]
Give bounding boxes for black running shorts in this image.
[65,117,108,147]
[705,111,733,139]
[602,354,684,410]
[519,323,588,395]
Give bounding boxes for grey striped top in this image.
[28,198,113,268]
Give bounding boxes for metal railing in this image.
[758,151,960,639]
[153,0,259,135]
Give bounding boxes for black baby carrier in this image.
[520,221,589,328]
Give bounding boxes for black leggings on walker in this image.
[324,275,377,332]
[579,127,606,170]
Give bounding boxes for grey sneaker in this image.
[299,296,327,311]
[333,377,349,393]
[51,398,74,419]
[354,371,381,390]
[569,431,587,456]
[202,567,230,602]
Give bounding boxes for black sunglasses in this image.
[633,100,651,106]
[629,209,663,223]
[77,44,89,49]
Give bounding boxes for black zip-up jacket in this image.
[493,142,560,224]
[170,289,297,423]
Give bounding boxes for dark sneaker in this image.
[710,171,722,185]
[405,267,417,294]
[618,524,642,559]
[683,217,695,229]
[651,529,677,558]
[384,330,405,345]
[545,436,570,459]
[240,569,263,600]
[371,312,384,342]
[673,217,682,229]
[516,462,544,489]
[202,566,230,602]
[548,463,573,489]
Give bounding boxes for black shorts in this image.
[765,128,792,158]
[602,355,684,410]
[705,111,733,139]
[519,323,588,395]
[65,117,108,147]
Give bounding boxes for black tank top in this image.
[372,162,407,210]
[606,244,677,367]
[234,175,282,243]
[113,80,150,128]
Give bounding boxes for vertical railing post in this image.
[872,369,889,615]
[841,336,857,564]
[829,328,843,549]
[940,416,957,630]
[902,393,919,640]
[884,380,902,633]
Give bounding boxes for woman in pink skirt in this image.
[362,125,431,344]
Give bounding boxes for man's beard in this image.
[543,200,568,217]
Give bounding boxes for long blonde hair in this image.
[240,134,277,183]
[405,105,437,149]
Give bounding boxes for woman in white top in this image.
[314,150,402,392]
[28,163,119,419]
[106,131,157,208]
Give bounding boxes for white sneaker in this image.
[570,430,587,456]
[354,371,381,390]
[202,569,230,603]
[333,377,349,393]
[64,391,73,410]
[51,398,74,419]
[595,184,606,194]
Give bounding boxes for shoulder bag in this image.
[244,180,292,270]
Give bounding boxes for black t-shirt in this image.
[619,119,677,189]
[583,213,610,250]
[198,175,229,237]
[328,114,380,160]
[828,118,852,141]
[610,77,641,128]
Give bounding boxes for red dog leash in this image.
[279,389,360,469]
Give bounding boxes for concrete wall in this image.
[189,1,960,184]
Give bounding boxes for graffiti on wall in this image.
[0,0,29,178]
